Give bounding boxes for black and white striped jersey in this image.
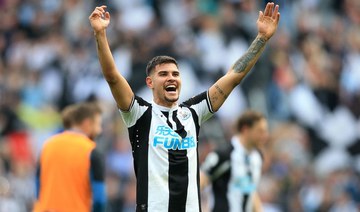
[202,137,262,212]
[120,91,213,212]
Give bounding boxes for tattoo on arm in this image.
[210,95,219,105]
[232,37,267,73]
[215,84,227,98]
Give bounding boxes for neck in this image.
[238,134,253,151]
[153,99,178,109]
[69,126,87,137]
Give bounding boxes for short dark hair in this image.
[145,55,178,76]
[235,110,265,132]
[61,102,102,129]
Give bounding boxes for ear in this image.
[82,118,93,128]
[79,118,92,135]
[146,76,153,89]
[241,126,249,134]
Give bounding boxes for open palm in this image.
[89,6,110,33]
[257,3,280,40]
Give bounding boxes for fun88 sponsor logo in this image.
[153,126,195,150]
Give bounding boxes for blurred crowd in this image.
[0,0,360,211]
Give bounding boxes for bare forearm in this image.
[208,35,268,111]
[94,30,118,84]
[253,192,263,212]
[230,35,267,84]
[209,2,278,112]
[200,171,210,191]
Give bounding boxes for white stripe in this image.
[148,119,169,211]
[186,145,200,212]
[227,137,260,212]
[168,110,177,130]
[228,148,241,212]
[119,98,148,127]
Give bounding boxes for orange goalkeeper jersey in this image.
[33,131,96,212]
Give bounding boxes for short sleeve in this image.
[119,95,150,127]
[182,91,214,125]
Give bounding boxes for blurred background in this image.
[0,0,360,211]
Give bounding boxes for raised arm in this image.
[89,6,133,111]
[209,2,280,112]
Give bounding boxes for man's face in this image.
[87,113,102,140]
[247,118,269,149]
[146,63,182,107]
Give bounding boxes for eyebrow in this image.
[157,70,180,74]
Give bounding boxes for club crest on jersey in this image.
[153,126,195,150]
[178,109,191,121]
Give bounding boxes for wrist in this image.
[256,34,270,42]
[93,29,106,37]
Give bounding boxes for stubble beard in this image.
[165,95,179,104]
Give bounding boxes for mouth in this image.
[165,85,177,93]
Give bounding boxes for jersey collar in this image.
[151,101,179,112]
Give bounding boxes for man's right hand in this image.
[89,6,110,33]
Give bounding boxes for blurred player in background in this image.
[201,110,269,212]
[33,102,106,212]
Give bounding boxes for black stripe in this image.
[244,154,252,180]
[242,194,249,211]
[129,105,151,212]
[161,111,173,128]
[210,144,233,212]
[205,90,214,113]
[196,147,202,212]
[168,148,188,212]
[35,161,41,199]
[127,95,136,111]
[173,111,187,139]
[242,154,251,212]
[135,95,151,107]
[187,107,201,210]
[182,91,213,113]
[182,91,207,107]
[90,149,105,181]
[187,107,200,143]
